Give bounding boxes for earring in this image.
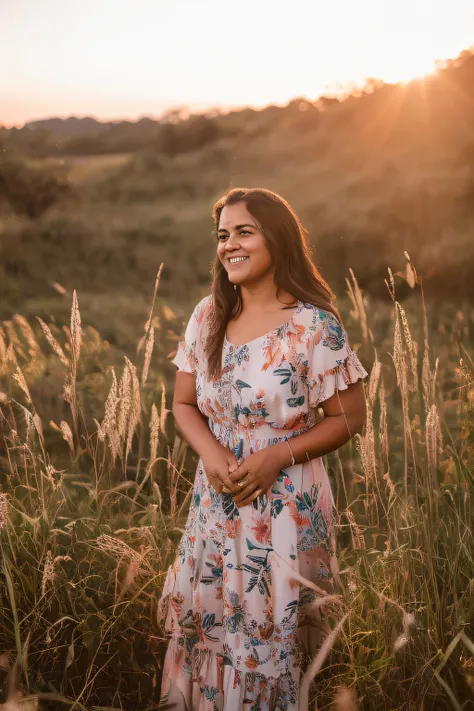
[233,284,237,291]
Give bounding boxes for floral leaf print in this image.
[226,591,246,633]
[271,498,284,518]
[222,492,239,520]
[286,396,305,408]
[321,310,346,350]
[234,438,244,461]
[273,367,291,385]
[242,539,273,595]
[252,491,267,511]
[235,378,252,389]
[200,559,223,587]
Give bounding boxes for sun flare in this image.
[0,0,473,125]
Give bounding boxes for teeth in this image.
[229,257,248,264]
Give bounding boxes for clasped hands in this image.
[223,443,289,508]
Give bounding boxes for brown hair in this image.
[206,187,343,381]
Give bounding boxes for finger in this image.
[236,486,263,508]
[230,466,250,483]
[234,479,259,505]
[209,478,222,494]
[219,472,241,494]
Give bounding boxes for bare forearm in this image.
[172,403,221,460]
[273,411,364,468]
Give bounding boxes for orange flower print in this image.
[225,518,241,539]
[245,653,259,669]
[251,515,271,545]
[287,499,310,528]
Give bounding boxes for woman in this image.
[158,188,369,710]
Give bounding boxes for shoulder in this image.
[188,295,213,342]
[297,302,343,330]
[296,302,346,348]
[192,294,213,320]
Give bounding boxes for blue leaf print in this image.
[235,379,252,389]
[287,396,305,407]
[274,367,291,385]
[271,498,284,518]
[324,313,345,350]
[235,438,244,461]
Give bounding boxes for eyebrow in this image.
[217,223,256,233]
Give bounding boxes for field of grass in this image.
[0,260,473,710]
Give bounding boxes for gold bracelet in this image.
[286,439,295,466]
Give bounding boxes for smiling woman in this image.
[157,188,369,710]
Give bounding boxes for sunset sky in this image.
[2,0,473,128]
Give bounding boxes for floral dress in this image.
[158,295,368,711]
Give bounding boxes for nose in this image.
[223,235,241,252]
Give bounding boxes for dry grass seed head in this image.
[70,290,82,363]
[141,326,155,385]
[368,351,381,406]
[117,362,132,441]
[36,317,69,366]
[160,382,169,437]
[59,421,74,452]
[12,367,32,405]
[125,357,141,464]
[3,320,27,360]
[12,314,40,356]
[149,402,160,467]
[348,267,369,343]
[96,533,143,563]
[426,404,443,475]
[95,367,119,443]
[397,302,418,392]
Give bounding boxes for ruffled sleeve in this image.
[306,310,369,408]
[171,301,202,376]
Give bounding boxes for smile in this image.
[228,257,249,264]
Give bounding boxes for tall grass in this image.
[0,257,472,710]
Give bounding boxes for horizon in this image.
[2,0,474,129]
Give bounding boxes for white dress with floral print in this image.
[158,295,368,711]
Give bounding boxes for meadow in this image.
[0,49,473,710]
[0,259,473,710]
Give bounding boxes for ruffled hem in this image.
[159,635,299,711]
[308,348,369,409]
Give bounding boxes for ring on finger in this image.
[237,480,244,489]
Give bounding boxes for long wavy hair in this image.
[206,187,343,381]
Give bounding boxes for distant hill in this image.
[25,116,105,138]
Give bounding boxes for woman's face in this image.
[217,202,273,287]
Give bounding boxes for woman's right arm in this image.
[172,371,239,493]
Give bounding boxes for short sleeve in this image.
[306,311,369,409]
[170,296,210,375]
[171,304,200,376]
